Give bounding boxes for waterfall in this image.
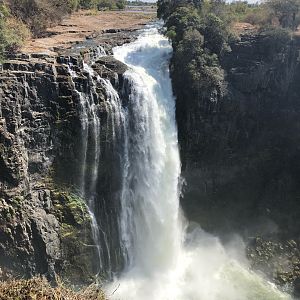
[103,23,293,300]
[68,56,125,277]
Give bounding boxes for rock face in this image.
[0,49,127,282]
[177,33,300,236]
[175,32,300,289]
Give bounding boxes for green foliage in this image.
[0,4,30,61]
[116,0,126,9]
[158,0,198,20]
[267,0,300,30]
[159,0,228,105]
[202,13,228,55]
[80,0,98,9]
[174,28,225,100]
[97,0,115,10]
[79,0,126,10]
[166,7,202,44]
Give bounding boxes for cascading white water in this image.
[68,57,126,276]
[68,64,103,273]
[107,23,293,300]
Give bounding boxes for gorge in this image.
[1,7,300,300]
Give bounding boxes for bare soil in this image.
[22,10,156,55]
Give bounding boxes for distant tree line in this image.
[79,0,126,10]
[126,1,155,6]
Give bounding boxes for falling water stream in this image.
[101,23,294,300]
[68,21,294,299]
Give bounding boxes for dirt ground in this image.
[22,10,156,55]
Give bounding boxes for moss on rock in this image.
[49,189,98,285]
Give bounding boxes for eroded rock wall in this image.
[0,51,126,282]
[176,34,300,237]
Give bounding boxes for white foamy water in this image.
[105,23,293,300]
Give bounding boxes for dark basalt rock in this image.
[174,32,300,290]
[247,237,300,295]
[95,56,127,76]
[0,46,128,282]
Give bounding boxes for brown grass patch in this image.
[0,277,106,300]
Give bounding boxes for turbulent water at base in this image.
[103,23,293,300]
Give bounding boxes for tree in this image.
[7,0,80,37]
[166,7,202,44]
[116,0,126,9]
[202,13,228,55]
[267,0,300,30]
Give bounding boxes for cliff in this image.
[0,46,127,283]
[175,32,300,288]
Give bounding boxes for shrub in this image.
[166,6,202,45]
[0,5,30,61]
[116,0,126,9]
[7,0,79,37]
[243,5,274,27]
[0,17,30,52]
[80,0,99,9]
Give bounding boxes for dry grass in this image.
[22,10,156,54]
[0,277,106,300]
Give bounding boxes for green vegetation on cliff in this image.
[158,0,297,97]
[158,0,230,118]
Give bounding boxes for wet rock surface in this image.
[247,237,300,295]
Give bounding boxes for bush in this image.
[116,0,126,9]
[243,5,273,27]
[80,0,98,9]
[7,0,79,37]
[267,0,300,30]
[0,5,30,61]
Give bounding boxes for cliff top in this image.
[21,9,156,56]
